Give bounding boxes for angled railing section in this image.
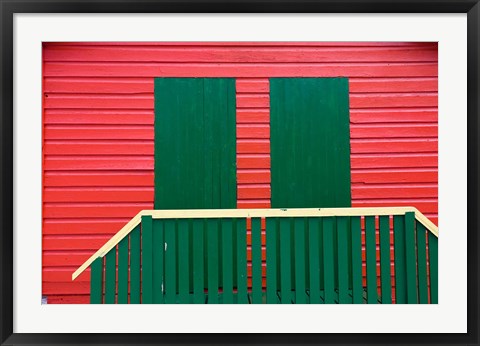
[72,207,438,304]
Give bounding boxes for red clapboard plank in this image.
[43,203,152,218]
[43,235,110,250]
[350,139,438,154]
[44,94,154,109]
[44,157,154,171]
[349,78,437,93]
[43,187,154,203]
[237,170,271,184]
[43,62,439,78]
[350,93,438,108]
[236,109,270,123]
[44,126,154,140]
[44,110,154,125]
[44,77,154,94]
[350,124,438,139]
[351,185,438,199]
[43,282,90,295]
[45,295,90,304]
[351,170,438,184]
[236,94,270,108]
[350,154,438,169]
[237,125,270,139]
[352,200,438,214]
[43,269,90,282]
[43,42,435,47]
[237,200,271,209]
[237,185,271,199]
[43,252,95,267]
[237,155,270,169]
[236,78,269,93]
[43,46,437,63]
[44,142,154,155]
[43,219,130,234]
[237,140,270,154]
[350,109,438,124]
[44,172,154,187]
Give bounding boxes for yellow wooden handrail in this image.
[72,206,438,281]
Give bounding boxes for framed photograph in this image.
[1,1,478,345]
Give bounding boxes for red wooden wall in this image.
[42,42,438,303]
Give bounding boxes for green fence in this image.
[73,208,438,304]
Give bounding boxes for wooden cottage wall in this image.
[42,42,438,303]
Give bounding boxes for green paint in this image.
[164,220,176,304]
[130,225,141,304]
[323,217,335,304]
[428,232,438,304]
[178,220,189,303]
[105,248,116,304]
[207,219,219,304]
[192,219,205,304]
[350,217,363,304]
[117,236,129,304]
[236,218,248,304]
[337,216,349,303]
[405,212,418,303]
[154,78,236,210]
[90,257,103,304]
[270,78,351,209]
[394,215,407,304]
[294,218,307,304]
[279,218,292,304]
[222,219,234,304]
[266,218,278,304]
[308,218,321,304]
[379,215,392,304]
[416,223,429,304]
[251,217,263,304]
[365,216,377,304]
[142,216,153,304]
[152,219,165,304]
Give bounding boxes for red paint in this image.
[42,42,438,302]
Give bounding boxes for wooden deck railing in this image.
[72,207,438,304]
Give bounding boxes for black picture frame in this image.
[1,1,478,345]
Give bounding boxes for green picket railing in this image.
[72,207,438,304]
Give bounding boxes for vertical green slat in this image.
[323,217,335,303]
[394,215,407,303]
[178,220,189,303]
[350,217,363,304]
[251,217,263,304]
[337,216,349,303]
[142,215,153,304]
[308,218,321,304]
[236,218,248,304]
[379,215,392,304]
[365,216,377,304]
[193,219,205,304]
[105,248,117,304]
[222,218,234,304]
[164,220,176,304]
[405,212,418,304]
[279,219,292,304]
[428,232,438,304]
[130,225,141,304]
[416,223,429,304]
[266,218,278,304]
[117,236,129,304]
[207,219,219,303]
[294,218,307,304]
[152,219,164,304]
[90,257,103,304]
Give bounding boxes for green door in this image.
[154,78,237,209]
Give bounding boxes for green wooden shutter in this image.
[270,77,351,208]
[154,78,237,209]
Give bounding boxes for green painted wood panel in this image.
[294,218,307,304]
[308,218,322,304]
[405,212,418,304]
[428,232,438,304]
[164,220,176,304]
[394,215,407,304]
[142,216,153,304]
[270,78,351,209]
[192,219,205,304]
[365,216,377,304]
[222,219,234,304]
[416,223,429,304]
[117,236,129,304]
[337,216,349,303]
[207,219,219,304]
[105,248,117,304]
[323,217,335,304]
[266,218,278,304]
[279,218,292,304]
[178,220,190,303]
[251,217,263,304]
[90,257,103,304]
[152,219,165,304]
[379,215,392,304]
[130,225,141,304]
[154,78,236,210]
[350,217,363,304]
[236,218,248,304]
